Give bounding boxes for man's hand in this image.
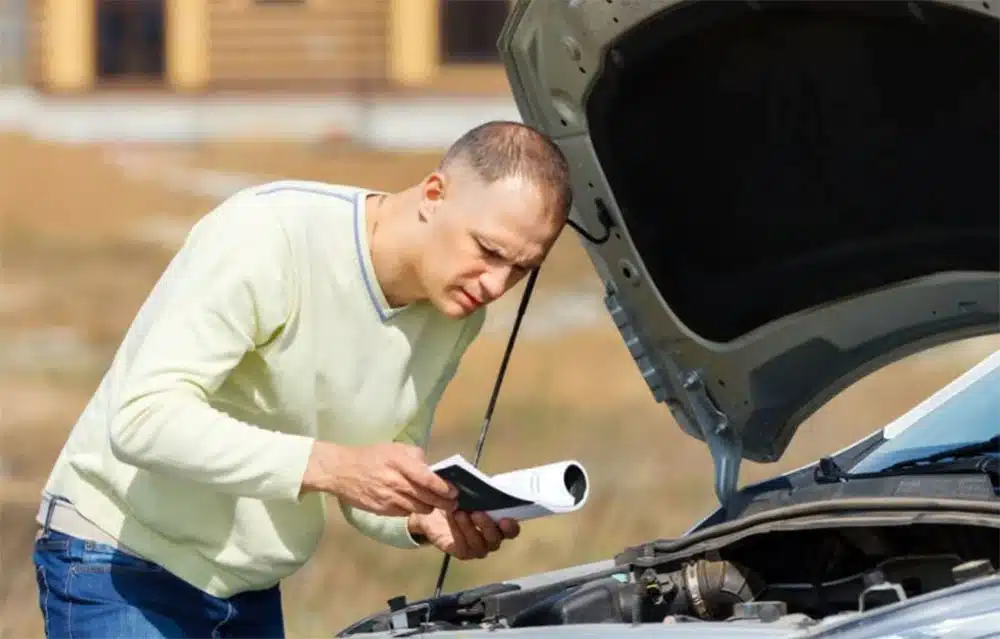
[301,441,458,516]
[408,509,520,560]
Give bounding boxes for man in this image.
[32,121,572,638]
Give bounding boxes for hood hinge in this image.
[605,290,743,506]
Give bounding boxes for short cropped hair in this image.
[440,120,573,219]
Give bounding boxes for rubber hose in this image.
[682,559,762,620]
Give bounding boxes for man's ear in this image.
[419,171,447,221]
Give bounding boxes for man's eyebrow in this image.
[476,235,504,255]
[512,250,542,270]
[477,234,538,269]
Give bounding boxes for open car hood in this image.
[497,0,999,504]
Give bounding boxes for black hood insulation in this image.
[586,0,999,342]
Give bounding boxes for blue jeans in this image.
[32,529,285,638]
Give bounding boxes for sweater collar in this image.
[352,189,410,322]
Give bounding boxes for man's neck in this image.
[366,191,424,309]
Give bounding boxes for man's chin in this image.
[427,296,467,320]
[447,305,474,320]
[439,297,477,320]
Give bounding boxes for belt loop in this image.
[42,494,69,534]
[42,496,58,534]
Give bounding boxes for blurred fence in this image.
[0,0,27,85]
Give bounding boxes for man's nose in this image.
[480,266,510,302]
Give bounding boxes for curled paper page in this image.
[430,454,590,522]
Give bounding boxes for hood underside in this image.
[498,0,999,501]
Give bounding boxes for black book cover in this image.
[434,466,534,512]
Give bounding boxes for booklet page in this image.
[430,454,590,522]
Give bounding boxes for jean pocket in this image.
[72,541,166,574]
[65,553,192,615]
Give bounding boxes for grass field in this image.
[2,132,997,637]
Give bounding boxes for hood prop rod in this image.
[429,204,617,598]
[431,265,542,599]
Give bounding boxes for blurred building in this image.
[28,0,513,95]
[0,0,27,84]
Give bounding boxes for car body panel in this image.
[335,1,1000,635]
[498,0,999,503]
[685,347,1000,531]
[340,576,1000,638]
[337,350,1000,637]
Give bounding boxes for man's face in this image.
[416,167,565,319]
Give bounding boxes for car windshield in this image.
[849,349,1000,474]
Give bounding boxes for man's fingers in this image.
[354,486,403,516]
[392,457,458,504]
[498,518,520,539]
[399,496,434,515]
[422,489,458,513]
[386,476,439,515]
[446,513,471,559]
[408,482,457,513]
[471,512,503,551]
[453,512,487,558]
[376,490,425,517]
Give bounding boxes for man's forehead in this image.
[472,202,563,267]
[471,174,559,219]
[474,182,557,227]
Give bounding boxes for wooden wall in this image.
[207,0,390,90]
[27,0,511,95]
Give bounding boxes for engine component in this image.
[952,559,997,584]
[858,569,908,612]
[673,558,763,620]
[509,577,641,627]
[338,520,1000,635]
[731,601,787,622]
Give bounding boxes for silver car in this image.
[337,0,999,636]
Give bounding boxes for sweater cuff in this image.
[397,515,426,549]
[271,433,317,503]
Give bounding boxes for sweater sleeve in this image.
[108,192,315,503]
[339,309,486,548]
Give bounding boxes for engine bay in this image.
[337,507,1000,634]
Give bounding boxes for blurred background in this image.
[1,1,998,637]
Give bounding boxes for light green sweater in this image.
[41,181,485,598]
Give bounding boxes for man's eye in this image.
[478,242,501,259]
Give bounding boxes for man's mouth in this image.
[456,289,481,310]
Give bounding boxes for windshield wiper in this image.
[881,435,1000,472]
[815,435,1000,484]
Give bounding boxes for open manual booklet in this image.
[430,454,590,522]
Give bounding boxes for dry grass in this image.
[1,134,997,637]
